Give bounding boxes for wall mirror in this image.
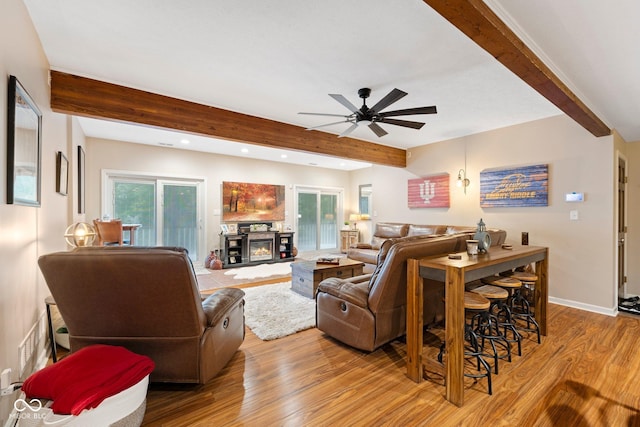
[7,75,42,207]
[359,184,372,217]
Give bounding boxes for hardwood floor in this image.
[142,304,640,426]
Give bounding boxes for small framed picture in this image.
[55,151,68,196]
[220,224,229,234]
[77,146,86,213]
[228,223,238,234]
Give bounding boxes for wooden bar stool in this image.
[511,271,538,306]
[437,292,493,395]
[509,272,541,344]
[482,276,522,304]
[467,284,514,373]
[490,271,541,344]
[473,281,522,357]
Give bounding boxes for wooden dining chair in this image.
[93,219,126,246]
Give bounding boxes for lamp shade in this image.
[349,214,361,222]
[64,222,97,247]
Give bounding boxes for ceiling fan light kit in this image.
[299,87,437,138]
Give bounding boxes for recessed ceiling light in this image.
[339,162,346,167]
[180,138,190,144]
[281,154,288,159]
[241,148,249,153]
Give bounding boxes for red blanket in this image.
[22,344,155,415]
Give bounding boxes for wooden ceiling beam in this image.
[49,71,406,168]
[424,0,610,138]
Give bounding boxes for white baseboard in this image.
[549,296,617,317]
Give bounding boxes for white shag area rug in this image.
[242,281,316,341]
[224,262,292,280]
[193,266,211,276]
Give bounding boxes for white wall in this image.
[360,115,618,313]
[86,138,352,255]
[1,0,71,415]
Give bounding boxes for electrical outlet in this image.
[1,368,11,389]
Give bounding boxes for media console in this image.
[220,230,294,268]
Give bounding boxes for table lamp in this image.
[64,222,97,247]
[349,214,361,230]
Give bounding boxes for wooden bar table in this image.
[406,245,548,407]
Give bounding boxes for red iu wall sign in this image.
[408,173,450,208]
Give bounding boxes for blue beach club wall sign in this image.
[480,164,548,207]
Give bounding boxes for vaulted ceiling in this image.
[24,0,638,169]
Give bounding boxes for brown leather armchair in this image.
[317,230,506,351]
[38,246,245,384]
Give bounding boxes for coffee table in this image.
[291,258,365,298]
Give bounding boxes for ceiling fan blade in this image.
[338,122,359,138]
[299,112,351,119]
[379,106,437,117]
[329,94,359,113]
[369,88,407,113]
[380,118,425,129]
[368,122,388,137]
[306,120,351,130]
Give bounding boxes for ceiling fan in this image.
[299,88,437,138]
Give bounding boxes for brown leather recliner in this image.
[316,230,506,352]
[38,246,245,384]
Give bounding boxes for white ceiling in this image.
[23,0,639,170]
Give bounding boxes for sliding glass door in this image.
[104,172,204,261]
[296,187,342,252]
[161,183,198,255]
[113,179,157,245]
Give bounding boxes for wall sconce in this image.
[457,169,470,194]
[349,214,361,230]
[64,222,97,247]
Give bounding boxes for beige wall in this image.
[0,0,71,410]
[86,138,351,256]
[361,115,618,313]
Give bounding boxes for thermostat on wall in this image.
[565,192,584,202]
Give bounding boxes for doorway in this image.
[617,156,628,301]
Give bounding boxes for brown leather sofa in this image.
[348,222,489,272]
[38,246,245,384]
[316,229,506,351]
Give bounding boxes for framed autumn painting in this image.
[222,181,285,221]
